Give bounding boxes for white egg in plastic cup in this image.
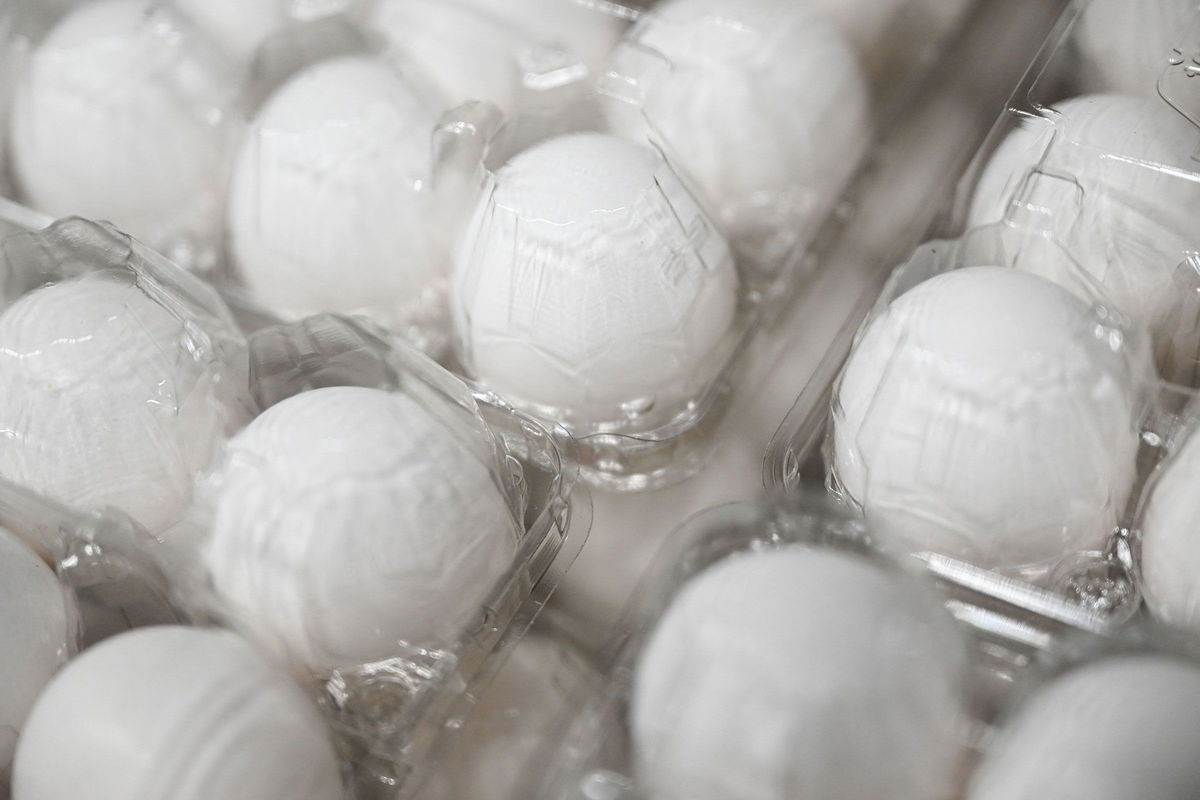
[161,312,589,799]
[4,0,248,275]
[966,624,1200,800]
[518,492,978,800]
[0,203,252,537]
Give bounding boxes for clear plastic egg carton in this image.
[0,201,590,798]
[0,0,982,492]
[512,491,1134,800]
[765,0,1200,663]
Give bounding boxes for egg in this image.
[1072,0,1199,95]
[453,132,738,427]
[603,0,870,264]
[632,546,969,800]
[968,94,1200,382]
[968,655,1200,799]
[0,526,73,780]
[227,55,442,333]
[371,0,621,117]
[12,625,343,800]
[1137,426,1200,632]
[203,385,518,674]
[831,266,1146,577]
[0,272,244,534]
[9,0,240,270]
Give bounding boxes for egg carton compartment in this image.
[515,491,1124,800]
[951,0,1200,386]
[154,312,591,800]
[0,203,253,540]
[961,621,1200,798]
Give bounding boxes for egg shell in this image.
[968,655,1200,800]
[9,0,238,264]
[204,385,518,674]
[1072,0,1199,96]
[453,132,738,426]
[227,54,441,331]
[0,272,242,534]
[0,526,73,779]
[632,546,969,800]
[831,266,1144,576]
[1137,426,1200,631]
[604,0,870,263]
[12,625,343,800]
[968,94,1200,379]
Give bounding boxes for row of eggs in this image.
[0,0,973,434]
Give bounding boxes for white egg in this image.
[1072,0,1199,95]
[12,625,343,800]
[603,0,870,264]
[968,655,1200,800]
[632,546,969,800]
[831,266,1145,577]
[453,132,738,427]
[204,385,518,674]
[372,0,620,117]
[9,0,239,268]
[0,272,243,534]
[968,94,1200,381]
[227,55,441,332]
[0,526,73,780]
[1137,426,1200,632]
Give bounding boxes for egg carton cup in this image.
[443,0,980,492]
[961,619,1200,798]
[949,0,1200,382]
[0,204,253,536]
[517,490,1125,800]
[157,312,591,800]
[774,221,1183,607]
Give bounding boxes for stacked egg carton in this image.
[767,0,1200,699]
[520,492,1200,800]
[0,205,589,799]
[0,0,980,494]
